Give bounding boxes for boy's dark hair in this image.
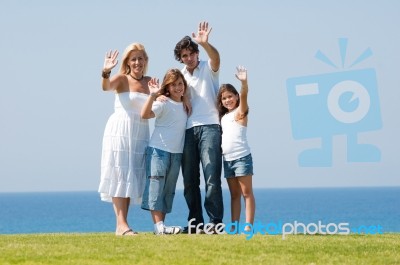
[174,36,199,62]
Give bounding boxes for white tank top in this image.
[221,109,251,161]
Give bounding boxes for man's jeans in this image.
[182,124,224,225]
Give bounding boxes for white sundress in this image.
[98,92,149,204]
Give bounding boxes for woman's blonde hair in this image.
[119,42,149,75]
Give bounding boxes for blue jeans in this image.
[182,124,223,224]
[224,154,254,178]
[141,147,182,213]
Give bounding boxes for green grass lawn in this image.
[1,233,399,265]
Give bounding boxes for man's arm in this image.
[192,21,220,72]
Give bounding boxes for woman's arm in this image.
[101,50,119,91]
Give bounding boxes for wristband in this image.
[102,70,111,79]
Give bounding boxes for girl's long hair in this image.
[217,84,239,120]
[159,69,187,97]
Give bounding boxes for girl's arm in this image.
[235,66,249,122]
[182,90,192,116]
[141,78,161,119]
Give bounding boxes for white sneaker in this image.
[164,225,183,234]
[155,225,182,235]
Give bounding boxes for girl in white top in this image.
[140,69,188,235]
[217,66,255,232]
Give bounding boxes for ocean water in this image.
[0,187,399,234]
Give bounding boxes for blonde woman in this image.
[98,43,150,236]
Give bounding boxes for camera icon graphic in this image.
[286,39,382,167]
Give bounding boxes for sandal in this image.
[118,228,138,236]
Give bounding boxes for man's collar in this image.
[183,61,201,74]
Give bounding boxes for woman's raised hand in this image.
[103,50,119,72]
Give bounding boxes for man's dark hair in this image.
[174,36,199,62]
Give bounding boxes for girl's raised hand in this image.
[148,77,161,94]
[235,65,247,82]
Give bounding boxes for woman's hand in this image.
[103,50,119,72]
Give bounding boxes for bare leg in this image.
[151,210,166,224]
[112,197,136,235]
[237,175,255,230]
[227,178,242,224]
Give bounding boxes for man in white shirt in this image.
[173,21,223,233]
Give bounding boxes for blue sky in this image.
[1,0,399,192]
